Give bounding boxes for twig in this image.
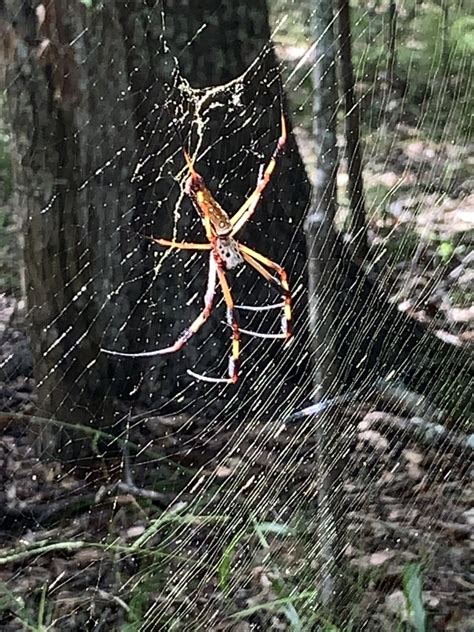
[289,379,473,456]
[0,482,169,534]
[116,481,167,504]
[93,588,130,613]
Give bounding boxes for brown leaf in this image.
[359,429,389,450]
[406,462,424,480]
[215,466,234,478]
[125,525,146,538]
[403,449,423,465]
[385,590,408,619]
[369,550,396,566]
[73,548,103,565]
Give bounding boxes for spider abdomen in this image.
[214,236,243,270]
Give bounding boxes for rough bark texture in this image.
[1,0,311,458]
[2,0,142,460]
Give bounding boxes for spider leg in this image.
[187,370,232,384]
[102,254,217,358]
[221,320,287,340]
[230,114,287,236]
[239,244,292,338]
[216,265,240,383]
[235,302,285,312]
[150,238,211,250]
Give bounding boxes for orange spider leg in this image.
[216,266,240,383]
[183,148,196,175]
[150,237,211,250]
[239,244,292,338]
[231,114,287,236]
[158,253,217,353]
[102,254,217,359]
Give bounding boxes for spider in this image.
[103,115,292,384]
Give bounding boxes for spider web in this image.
[0,0,472,630]
[100,64,308,405]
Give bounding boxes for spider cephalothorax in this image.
[214,236,244,270]
[103,115,292,383]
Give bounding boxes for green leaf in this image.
[230,591,317,620]
[253,520,293,549]
[218,530,245,593]
[437,241,454,262]
[255,522,293,536]
[403,563,426,632]
[451,16,474,53]
[37,583,48,629]
[281,599,303,631]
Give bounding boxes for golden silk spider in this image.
[103,114,293,383]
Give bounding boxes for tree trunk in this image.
[1,0,311,458]
[441,0,451,89]
[306,0,352,620]
[387,0,398,89]
[336,0,369,261]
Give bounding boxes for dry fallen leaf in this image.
[215,465,234,478]
[351,549,396,569]
[406,462,424,480]
[385,590,408,620]
[403,449,423,465]
[125,525,146,538]
[359,429,389,450]
[369,550,397,566]
[73,548,103,565]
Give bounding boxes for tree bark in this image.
[306,0,352,620]
[336,0,369,261]
[387,0,398,89]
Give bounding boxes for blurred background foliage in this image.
[270,0,473,137]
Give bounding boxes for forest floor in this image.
[0,124,473,630]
